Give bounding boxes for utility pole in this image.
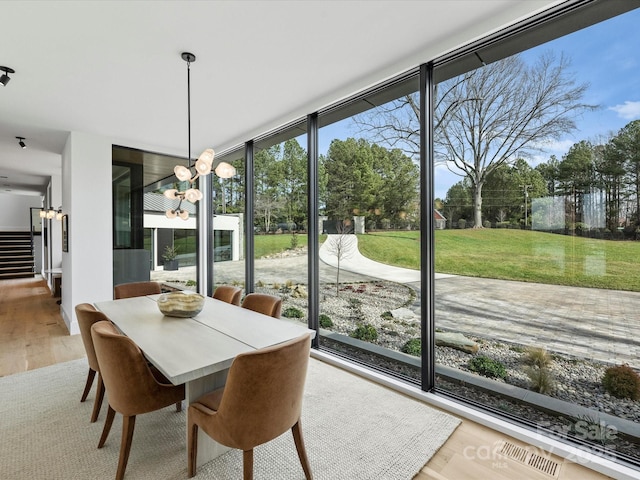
[521,184,532,228]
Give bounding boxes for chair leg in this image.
[243,449,254,480]
[187,421,198,478]
[176,400,182,412]
[90,374,105,423]
[292,420,313,480]
[115,415,136,480]
[98,405,116,448]
[81,368,96,402]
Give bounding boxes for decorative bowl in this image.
[157,291,205,318]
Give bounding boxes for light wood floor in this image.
[0,277,613,480]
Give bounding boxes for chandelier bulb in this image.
[184,188,203,203]
[178,209,190,220]
[195,158,212,176]
[174,165,192,182]
[163,189,179,200]
[214,161,236,179]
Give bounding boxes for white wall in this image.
[0,193,43,231]
[61,132,113,335]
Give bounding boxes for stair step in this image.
[0,260,34,265]
[0,272,35,279]
[0,232,35,280]
[0,265,34,271]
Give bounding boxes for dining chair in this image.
[91,320,185,480]
[75,303,109,423]
[113,281,162,299]
[212,285,242,306]
[187,333,313,479]
[240,293,282,318]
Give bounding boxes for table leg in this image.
[186,369,231,468]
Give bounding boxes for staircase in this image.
[0,231,35,279]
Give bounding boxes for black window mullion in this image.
[244,140,255,293]
[307,113,319,348]
[420,62,436,392]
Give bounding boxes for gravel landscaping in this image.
[255,278,640,463]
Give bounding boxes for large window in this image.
[432,6,640,466]
[210,148,246,290]
[252,122,309,324]
[316,75,423,376]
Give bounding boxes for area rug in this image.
[0,358,460,479]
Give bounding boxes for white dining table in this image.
[94,294,315,468]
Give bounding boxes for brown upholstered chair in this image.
[187,333,313,479]
[113,281,162,299]
[212,285,242,306]
[240,293,282,318]
[91,321,185,480]
[75,303,109,423]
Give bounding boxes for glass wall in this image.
[210,147,246,291]
[432,7,640,465]
[112,1,640,470]
[316,75,423,376]
[252,122,309,324]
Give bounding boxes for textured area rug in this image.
[0,358,459,479]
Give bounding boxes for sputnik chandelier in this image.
[164,52,235,220]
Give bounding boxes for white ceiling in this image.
[0,0,559,196]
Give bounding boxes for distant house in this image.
[434,210,447,229]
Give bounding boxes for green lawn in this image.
[360,229,640,292]
[256,229,640,292]
[254,233,327,258]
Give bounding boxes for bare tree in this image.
[255,194,284,233]
[324,221,354,296]
[354,52,595,227]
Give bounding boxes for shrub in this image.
[602,364,640,400]
[458,218,467,229]
[185,279,196,287]
[290,232,299,249]
[282,306,303,318]
[348,297,362,308]
[524,347,552,369]
[319,314,333,328]
[402,338,421,357]
[483,220,492,228]
[350,323,378,342]
[256,279,265,287]
[468,356,507,379]
[525,366,555,394]
[381,311,393,321]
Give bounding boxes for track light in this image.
[16,136,26,149]
[0,66,15,86]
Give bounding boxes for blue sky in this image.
[311,8,640,200]
[432,8,640,199]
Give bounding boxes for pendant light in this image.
[165,52,236,220]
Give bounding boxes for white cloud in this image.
[609,101,640,120]
[530,138,576,155]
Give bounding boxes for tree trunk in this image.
[473,183,484,228]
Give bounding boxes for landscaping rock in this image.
[390,307,415,320]
[435,332,479,354]
[290,284,308,298]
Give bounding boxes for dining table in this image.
[94,293,315,469]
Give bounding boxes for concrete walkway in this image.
[153,236,640,369]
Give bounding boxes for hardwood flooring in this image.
[0,277,614,479]
[0,276,85,377]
